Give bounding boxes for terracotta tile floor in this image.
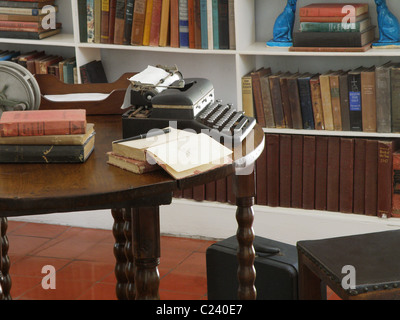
[4,220,340,300]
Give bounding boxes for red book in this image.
[392,151,400,218]
[302,135,316,210]
[326,137,340,212]
[267,134,279,207]
[314,136,328,211]
[291,134,303,208]
[353,139,366,214]
[365,139,378,216]
[339,138,354,213]
[169,0,179,47]
[299,3,369,17]
[279,134,291,207]
[149,0,162,46]
[0,109,86,137]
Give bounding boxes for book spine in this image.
[0,120,85,136]
[241,73,254,118]
[0,144,89,163]
[348,72,363,131]
[149,0,162,46]
[0,29,59,39]
[300,21,365,32]
[377,141,394,218]
[159,0,170,46]
[392,152,400,217]
[108,0,117,43]
[113,0,126,44]
[217,0,229,49]
[375,66,392,133]
[339,72,351,131]
[193,0,201,48]
[361,69,376,132]
[255,139,267,205]
[391,68,400,132]
[78,0,88,42]
[302,135,316,210]
[100,0,110,43]
[279,134,291,207]
[228,0,235,49]
[131,0,147,45]
[205,181,216,201]
[269,75,285,127]
[309,77,325,130]
[169,0,179,47]
[280,76,293,128]
[291,134,303,208]
[364,139,378,216]
[329,74,342,130]
[315,136,328,210]
[267,134,279,207]
[339,138,354,213]
[206,0,213,49]
[251,69,266,127]
[353,138,366,214]
[260,74,275,128]
[211,0,218,49]
[298,76,315,129]
[326,136,340,212]
[178,0,189,48]
[0,7,40,15]
[87,0,95,43]
[299,5,367,17]
[123,0,135,44]
[287,77,303,129]
[94,0,101,43]
[142,0,153,45]
[216,178,226,203]
[199,0,208,49]
[319,74,334,130]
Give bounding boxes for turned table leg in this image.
[0,217,11,300]
[132,206,160,300]
[233,171,257,300]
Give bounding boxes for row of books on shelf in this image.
[244,62,400,134]
[0,0,62,40]
[256,133,400,219]
[292,3,376,51]
[0,109,94,163]
[80,0,235,49]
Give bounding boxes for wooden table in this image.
[0,115,264,300]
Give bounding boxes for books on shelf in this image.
[255,132,400,218]
[293,3,376,50]
[80,60,108,83]
[0,1,61,40]
[107,126,233,179]
[0,110,94,163]
[79,0,235,49]
[242,62,400,134]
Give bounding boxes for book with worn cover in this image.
[107,152,159,173]
[299,12,369,23]
[375,62,394,133]
[100,0,110,43]
[269,72,285,128]
[348,66,364,131]
[159,0,170,46]
[287,73,303,129]
[149,0,162,46]
[241,71,254,118]
[329,71,343,131]
[391,64,400,132]
[299,3,369,17]
[280,72,293,128]
[169,0,179,47]
[0,131,95,163]
[339,70,351,131]
[300,18,371,33]
[251,67,271,127]
[113,0,126,44]
[123,0,135,44]
[298,73,314,130]
[108,0,116,43]
[0,109,86,137]
[260,71,275,128]
[361,66,376,132]
[309,74,324,130]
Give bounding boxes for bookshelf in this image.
[3,0,400,240]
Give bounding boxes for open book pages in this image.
[146,132,233,180]
[111,127,196,161]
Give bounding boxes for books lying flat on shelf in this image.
[107,152,159,174]
[108,127,233,179]
[0,109,87,137]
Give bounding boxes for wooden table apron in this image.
[0,115,264,300]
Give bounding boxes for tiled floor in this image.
[4,220,215,300]
[3,220,340,300]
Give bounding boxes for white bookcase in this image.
[5,0,400,240]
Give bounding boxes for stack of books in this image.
[0,0,62,40]
[80,0,235,50]
[0,109,95,163]
[107,127,232,179]
[292,3,376,51]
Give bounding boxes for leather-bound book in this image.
[267,134,280,207]
[361,66,377,132]
[314,136,328,211]
[309,74,324,130]
[353,138,366,214]
[339,138,354,213]
[375,62,394,133]
[279,134,291,208]
[251,67,272,127]
[326,136,340,212]
[113,0,126,44]
[297,73,315,130]
[348,66,365,131]
[319,71,334,131]
[391,64,400,132]
[392,151,400,217]
[287,73,303,129]
[329,71,342,131]
[279,72,293,128]
[269,72,285,128]
[302,135,316,210]
[291,134,303,208]
[364,139,378,216]
[339,70,351,131]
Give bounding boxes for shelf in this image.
[0,33,75,47]
[263,127,400,138]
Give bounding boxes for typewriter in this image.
[121,66,256,145]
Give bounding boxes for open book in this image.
[108,127,233,179]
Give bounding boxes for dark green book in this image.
[78,0,88,43]
[0,133,95,163]
[348,66,365,131]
